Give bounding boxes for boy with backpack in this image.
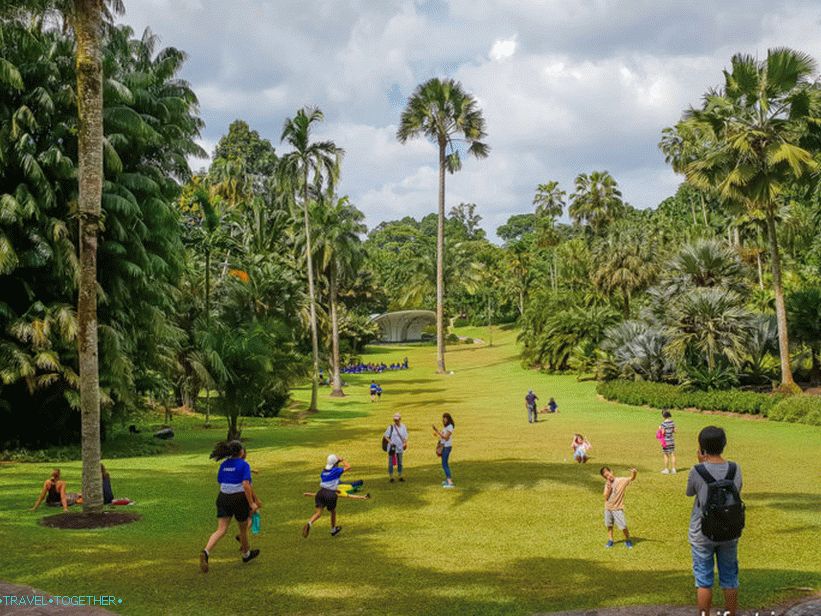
[686,426,745,616]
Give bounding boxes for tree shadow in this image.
[744,492,821,513]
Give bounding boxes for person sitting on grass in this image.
[600,466,637,549]
[199,440,260,573]
[572,433,591,463]
[31,469,82,512]
[303,454,349,538]
[547,397,558,413]
[370,380,378,402]
[101,464,134,506]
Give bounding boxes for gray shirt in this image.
[686,460,743,546]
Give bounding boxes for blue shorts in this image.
[573,448,587,460]
[691,541,739,589]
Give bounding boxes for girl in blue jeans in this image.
[432,413,455,488]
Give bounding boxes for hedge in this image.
[767,395,821,426]
[596,380,785,416]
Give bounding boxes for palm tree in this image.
[533,181,565,222]
[569,171,624,234]
[664,239,746,295]
[71,0,122,513]
[280,107,343,411]
[670,48,821,390]
[592,233,657,318]
[312,196,366,397]
[665,288,753,373]
[397,78,489,373]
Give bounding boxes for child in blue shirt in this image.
[303,454,349,538]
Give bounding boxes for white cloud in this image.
[118,0,821,241]
[489,36,517,61]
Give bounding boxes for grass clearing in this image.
[0,327,819,614]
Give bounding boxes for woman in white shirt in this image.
[432,413,455,488]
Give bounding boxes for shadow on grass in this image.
[745,492,821,512]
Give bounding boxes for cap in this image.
[393,413,401,420]
[324,454,340,470]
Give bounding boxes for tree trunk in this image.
[622,289,630,319]
[756,250,764,290]
[204,248,211,426]
[74,0,104,513]
[765,211,797,389]
[329,268,344,397]
[733,226,741,247]
[303,175,320,409]
[700,193,708,225]
[436,139,446,374]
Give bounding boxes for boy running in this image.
[303,454,348,538]
[600,466,637,549]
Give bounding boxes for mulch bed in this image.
[39,511,140,529]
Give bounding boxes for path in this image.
[538,595,821,616]
[0,583,115,616]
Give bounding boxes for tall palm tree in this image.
[312,196,366,397]
[569,171,624,235]
[71,0,122,514]
[670,48,821,390]
[280,107,343,411]
[397,78,489,373]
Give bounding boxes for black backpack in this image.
[694,463,745,542]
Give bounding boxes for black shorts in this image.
[314,487,338,511]
[216,491,250,522]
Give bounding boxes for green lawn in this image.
[1,327,819,615]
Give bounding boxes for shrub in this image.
[463,337,474,344]
[597,380,785,415]
[446,333,460,344]
[768,395,821,426]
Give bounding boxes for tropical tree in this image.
[280,107,343,411]
[787,287,821,382]
[668,48,821,390]
[397,78,489,373]
[592,231,658,318]
[665,287,753,374]
[569,171,624,235]
[312,196,366,397]
[533,180,565,222]
[72,0,121,513]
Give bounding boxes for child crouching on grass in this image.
[600,466,637,549]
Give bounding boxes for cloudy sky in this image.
[120,0,821,240]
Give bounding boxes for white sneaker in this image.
[671,468,677,474]
[661,469,670,474]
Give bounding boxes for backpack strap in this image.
[693,464,716,484]
[725,462,737,481]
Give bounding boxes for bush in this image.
[463,337,474,344]
[446,333,460,344]
[597,380,785,415]
[768,395,821,425]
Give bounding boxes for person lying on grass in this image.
[303,454,365,538]
[31,469,82,512]
[199,440,260,573]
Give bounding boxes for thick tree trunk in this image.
[766,212,796,389]
[329,269,345,397]
[436,140,446,374]
[303,178,320,410]
[74,0,104,513]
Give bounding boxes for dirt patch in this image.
[39,511,140,530]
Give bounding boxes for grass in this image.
[0,326,819,615]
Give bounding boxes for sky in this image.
[119,0,821,240]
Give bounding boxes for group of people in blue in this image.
[341,357,409,374]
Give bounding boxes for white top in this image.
[383,423,408,450]
[439,424,454,448]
